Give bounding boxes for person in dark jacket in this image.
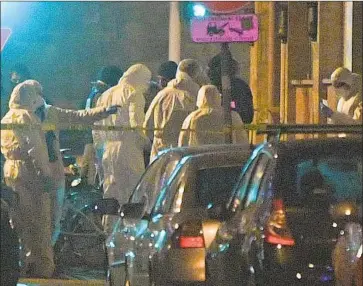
[208,53,254,124]
[86,66,124,110]
[144,61,178,113]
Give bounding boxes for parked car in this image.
[332,222,362,286]
[206,136,362,285]
[93,143,251,286]
[1,183,20,286]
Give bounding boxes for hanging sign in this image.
[191,14,259,43]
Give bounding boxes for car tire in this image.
[148,261,160,286]
[148,260,170,286]
[108,262,129,286]
[248,242,266,286]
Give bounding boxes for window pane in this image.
[244,154,269,207]
[153,162,188,214]
[130,152,180,213]
[280,156,362,206]
[229,157,257,212]
[195,166,242,209]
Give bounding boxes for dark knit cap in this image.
[157,61,178,81]
[97,65,124,87]
[10,63,32,80]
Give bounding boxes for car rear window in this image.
[277,156,362,206]
[195,166,242,208]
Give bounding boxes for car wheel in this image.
[246,270,256,286]
[148,260,160,286]
[108,262,130,286]
[148,261,170,286]
[148,263,155,286]
[248,242,266,286]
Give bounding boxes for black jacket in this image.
[230,77,254,124]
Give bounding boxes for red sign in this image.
[203,1,252,14]
[1,28,12,51]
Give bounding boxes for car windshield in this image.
[129,152,181,214]
[195,166,242,209]
[277,155,362,206]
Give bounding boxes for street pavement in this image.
[18,279,104,286]
[18,267,106,286]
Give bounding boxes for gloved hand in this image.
[105,105,121,115]
[320,101,334,118]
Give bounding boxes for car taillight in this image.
[173,221,205,249]
[179,235,205,248]
[264,199,295,246]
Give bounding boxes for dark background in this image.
[1,1,250,152]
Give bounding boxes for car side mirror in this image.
[121,202,146,220]
[91,198,120,215]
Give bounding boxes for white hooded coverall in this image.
[178,85,249,147]
[330,68,362,124]
[144,59,204,162]
[42,98,115,247]
[1,80,114,276]
[1,80,55,277]
[94,64,151,231]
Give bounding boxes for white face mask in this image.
[335,87,351,100]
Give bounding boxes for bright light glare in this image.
[296,273,302,279]
[1,1,32,25]
[1,1,11,14]
[357,245,362,258]
[193,4,206,17]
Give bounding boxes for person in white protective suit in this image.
[1,80,118,278]
[143,59,208,162]
[81,66,124,187]
[320,67,362,124]
[178,85,249,147]
[94,64,151,232]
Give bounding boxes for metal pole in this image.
[343,1,353,70]
[221,43,232,143]
[169,2,181,63]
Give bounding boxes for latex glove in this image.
[320,101,334,118]
[106,105,121,115]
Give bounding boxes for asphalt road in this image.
[18,279,104,286]
[18,267,106,286]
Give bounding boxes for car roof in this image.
[270,137,362,159]
[157,143,251,158]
